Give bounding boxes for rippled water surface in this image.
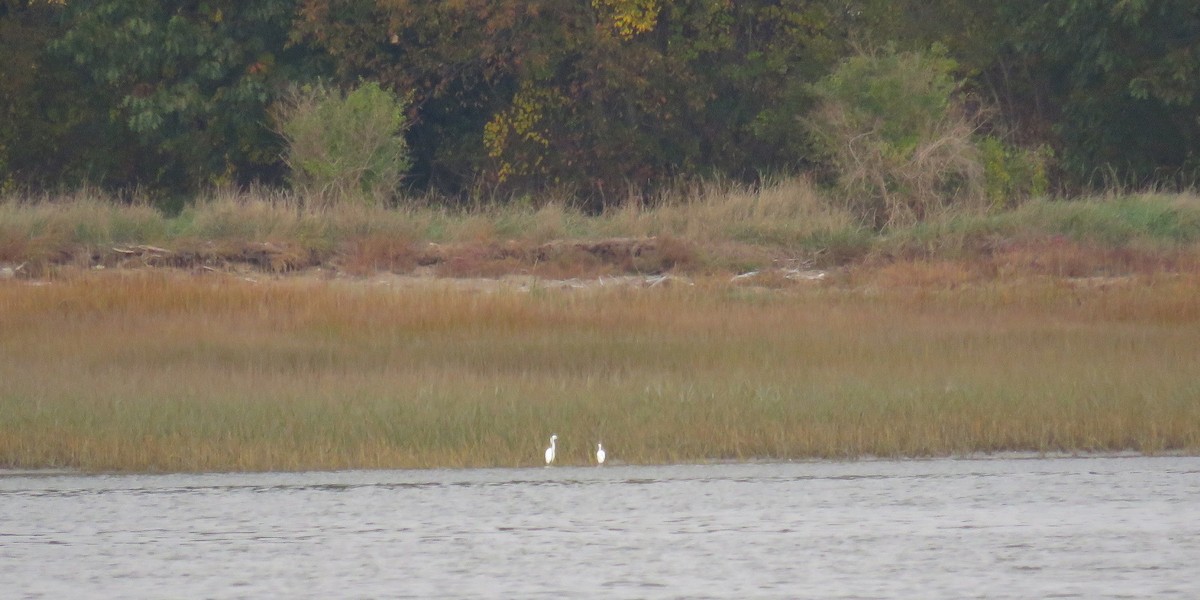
[2,456,1198,599]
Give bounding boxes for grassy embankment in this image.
[4,179,1199,278]
[2,181,1200,472]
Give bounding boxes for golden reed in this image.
[2,269,1198,472]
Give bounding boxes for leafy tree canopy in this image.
[2,0,1197,199]
[293,0,850,201]
[50,0,326,194]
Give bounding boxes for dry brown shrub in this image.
[339,234,420,275]
[630,235,696,273]
[809,47,986,229]
[528,245,609,280]
[816,102,985,229]
[437,241,534,278]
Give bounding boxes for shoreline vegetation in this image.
[3,180,1200,280]
[3,183,1200,472]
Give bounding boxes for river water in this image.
[1,455,1197,599]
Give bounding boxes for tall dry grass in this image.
[5,184,1200,278]
[0,188,167,265]
[26,178,852,245]
[2,270,1198,472]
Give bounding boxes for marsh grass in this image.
[0,179,862,273]
[2,271,1198,472]
[0,189,167,266]
[3,185,1199,471]
[882,192,1200,254]
[4,184,1200,278]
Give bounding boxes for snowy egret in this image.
[596,443,606,465]
[544,434,558,465]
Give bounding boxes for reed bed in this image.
[0,178,850,251]
[2,270,1198,472]
[5,185,1200,279]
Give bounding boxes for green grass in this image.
[882,192,1200,255]
[1,271,1198,472]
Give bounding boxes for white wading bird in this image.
[596,443,606,465]
[545,434,558,465]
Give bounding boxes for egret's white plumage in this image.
[596,443,606,465]
[544,434,558,465]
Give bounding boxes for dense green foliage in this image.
[290,0,845,201]
[808,46,984,227]
[1,0,1197,207]
[49,0,324,194]
[865,0,1200,189]
[0,0,66,190]
[277,81,411,206]
[1026,0,1200,185]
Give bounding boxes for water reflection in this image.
[2,456,1198,599]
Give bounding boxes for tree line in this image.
[2,0,1197,207]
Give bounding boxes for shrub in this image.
[980,136,1051,210]
[808,46,984,229]
[276,82,411,208]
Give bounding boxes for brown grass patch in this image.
[424,236,697,279]
[338,233,422,275]
[862,260,978,289]
[982,236,1195,278]
[2,270,1198,472]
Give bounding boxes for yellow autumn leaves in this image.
[483,1,660,182]
[592,0,660,39]
[482,82,566,184]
